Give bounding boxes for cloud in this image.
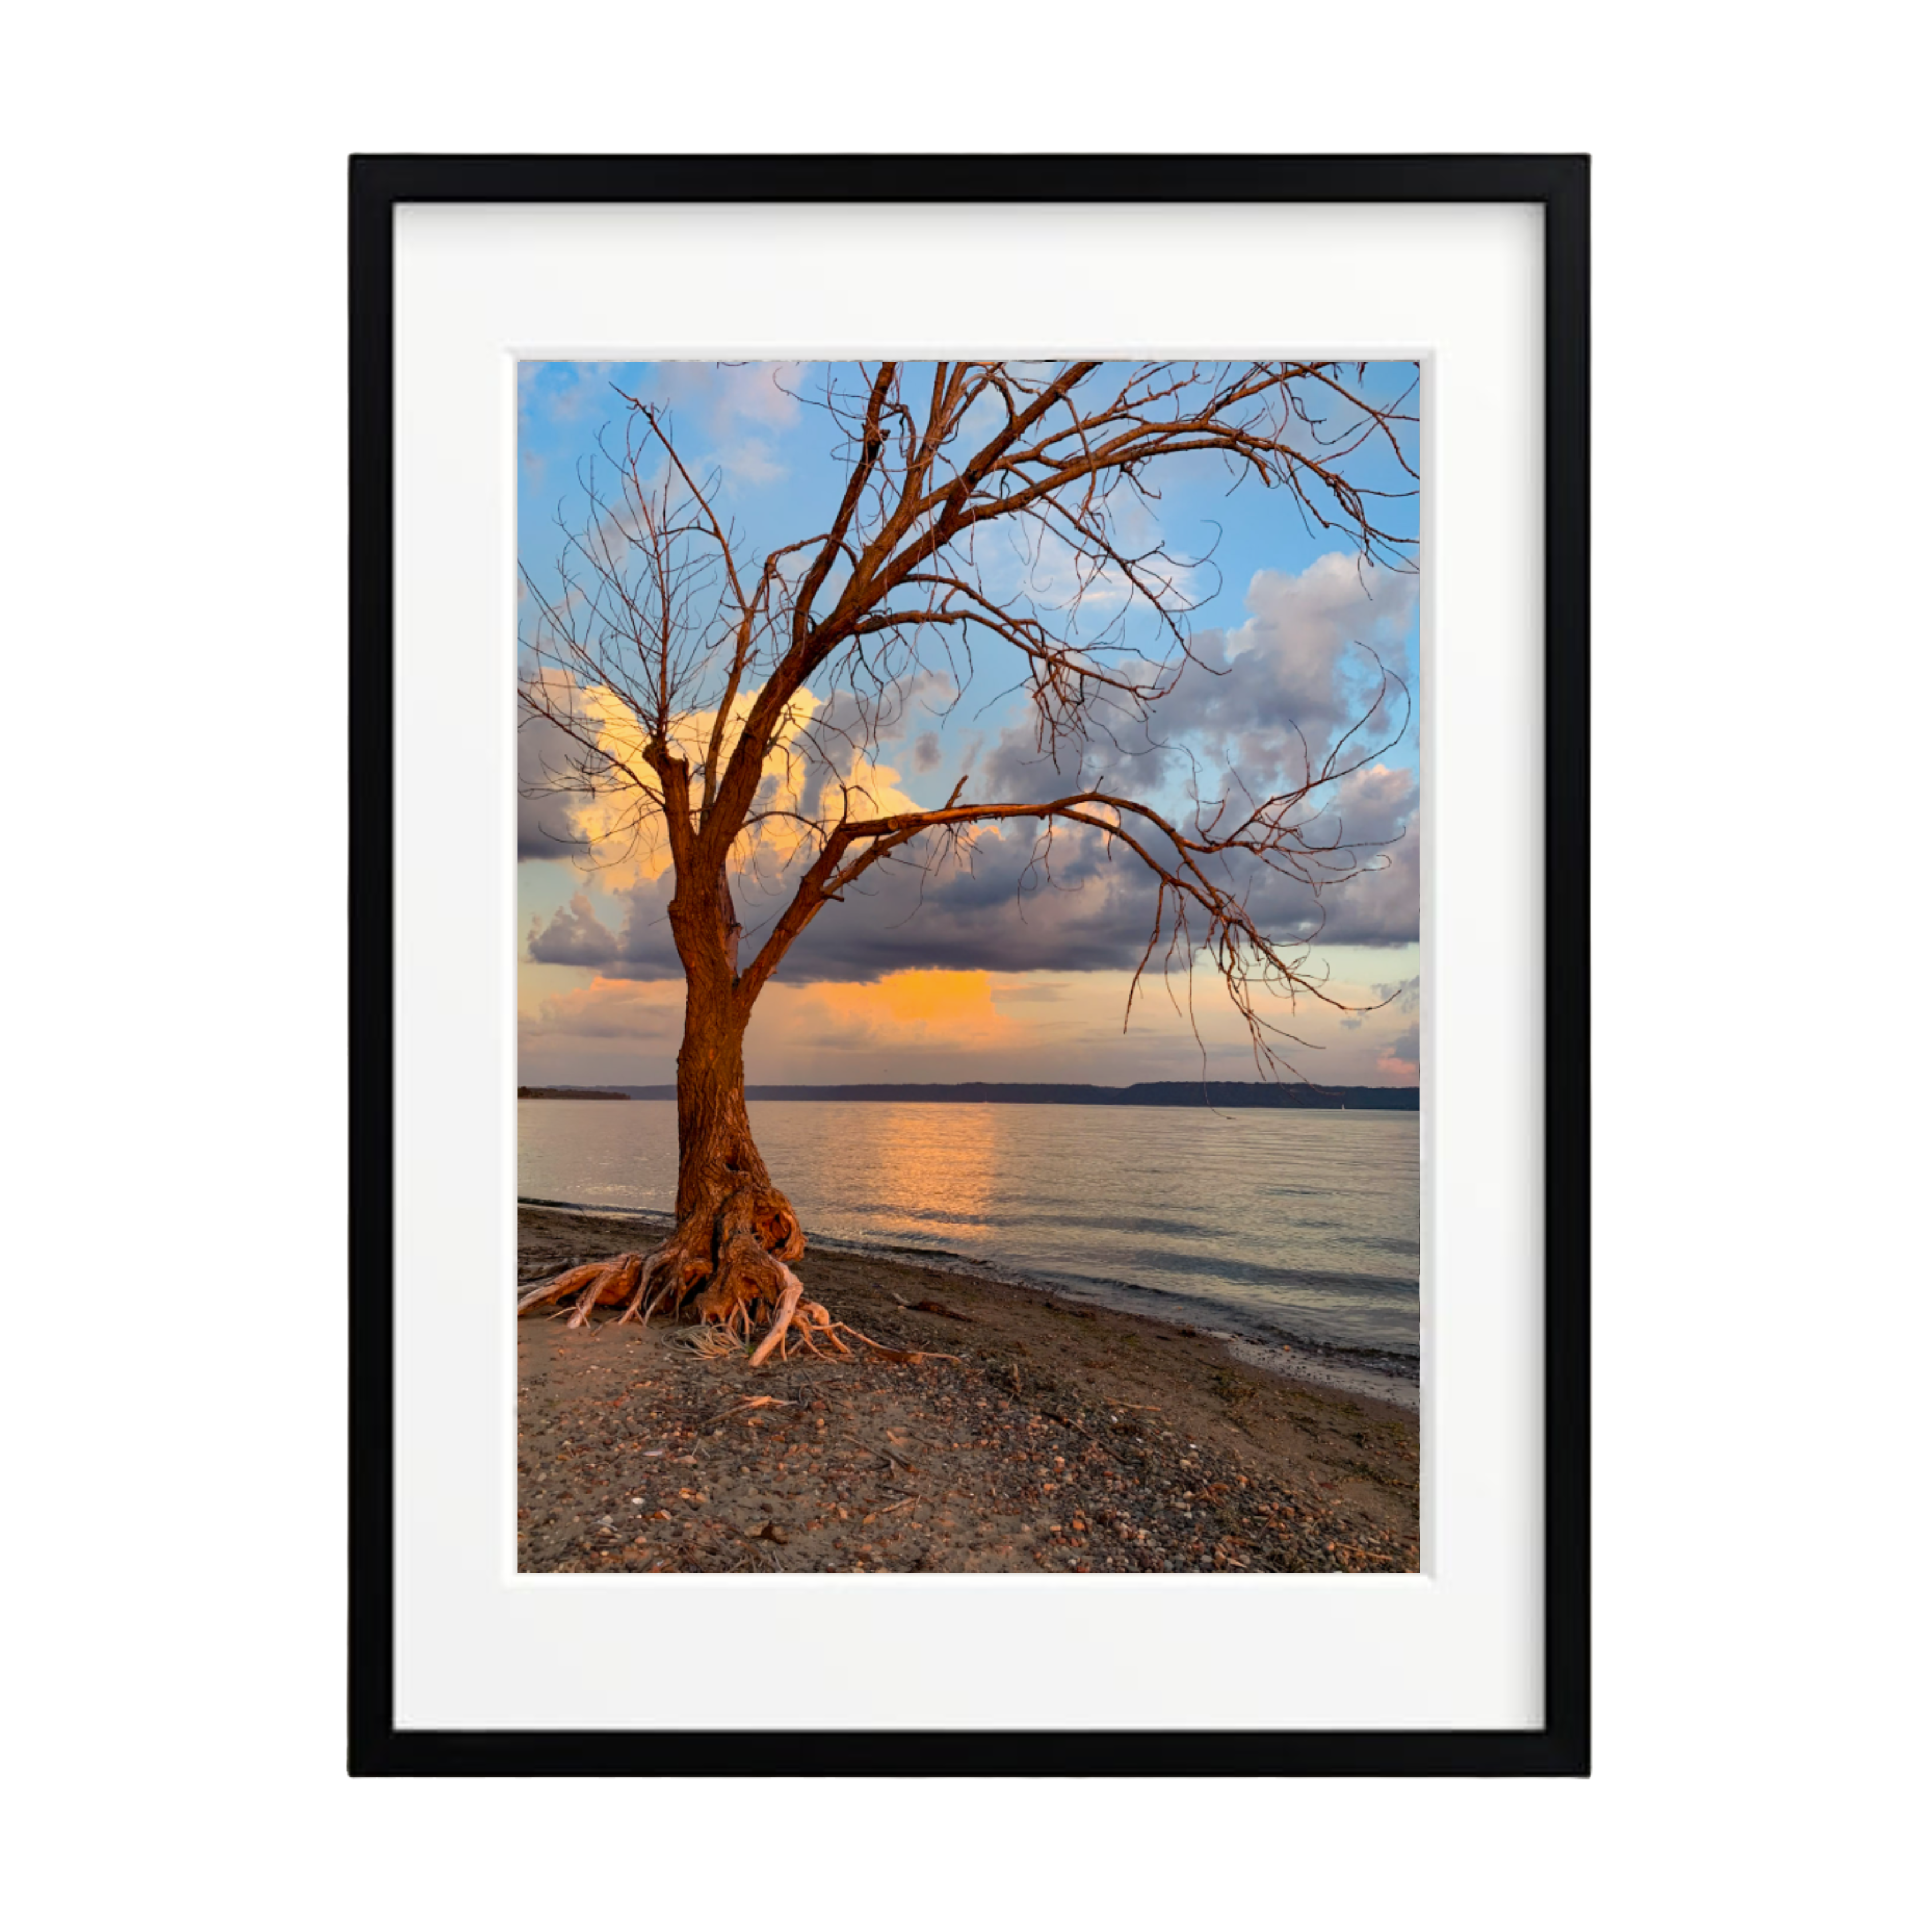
[771,970,1020,1058]
[518,961,1424,1089]
[714,436,784,486]
[965,552,1414,804]
[519,977,684,1048]
[642,362,807,487]
[519,360,619,426]
[530,765,1417,988]
[521,360,811,501]
[700,361,807,432]
[524,894,619,966]
[1373,976,1423,1015]
[1299,789,1421,947]
[518,967,1018,1082]
[517,702,588,861]
[1133,554,1416,791]
[524,669,930,894]
[524,550,1419,980]
[1376,1021,1420,1081]
[969,489,1210,631]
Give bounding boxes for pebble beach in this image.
[517,1204,1420,1574]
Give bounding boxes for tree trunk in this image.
[671,991,772,1223]
[518,864,810,1357]
[665,985,809,1331]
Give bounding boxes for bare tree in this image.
[516,361,1416,1361]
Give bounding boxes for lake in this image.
[519,1097,1420,1358]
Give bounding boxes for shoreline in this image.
[517,1204,1420,1574]
[516,1194,1419,1413]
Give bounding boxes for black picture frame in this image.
[350,153,1590,1777]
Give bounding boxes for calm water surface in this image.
[519,1099,1419,1358]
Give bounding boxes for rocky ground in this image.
[517,1205,1420,1575]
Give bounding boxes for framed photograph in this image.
[350,154,1589,1775]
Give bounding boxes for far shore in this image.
[517,1204,1420,1576]
[519,1078,1420,1111]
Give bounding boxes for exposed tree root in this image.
[513,1179,958,1365]
[517,1203,960,1366]
[516,1250,643,1328]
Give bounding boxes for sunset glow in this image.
[788,969,1018,1051]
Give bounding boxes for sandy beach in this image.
[518,1204,1419,1574]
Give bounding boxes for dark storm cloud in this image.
[526,827,1143,983]
[528,762,1419,986]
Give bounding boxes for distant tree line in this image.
[521,1080,1416,1111]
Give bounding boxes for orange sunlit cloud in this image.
[764,969,1018,1055]
[521,967,1021,1067]
[519,956,1422,1088]
[539,674,927,891]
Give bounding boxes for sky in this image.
[516,361,1421,1090]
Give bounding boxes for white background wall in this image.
[5,3,1922,1926]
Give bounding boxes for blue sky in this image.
[516,361,1421,1088]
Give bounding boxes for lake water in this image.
[519,1098,1420,1360]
